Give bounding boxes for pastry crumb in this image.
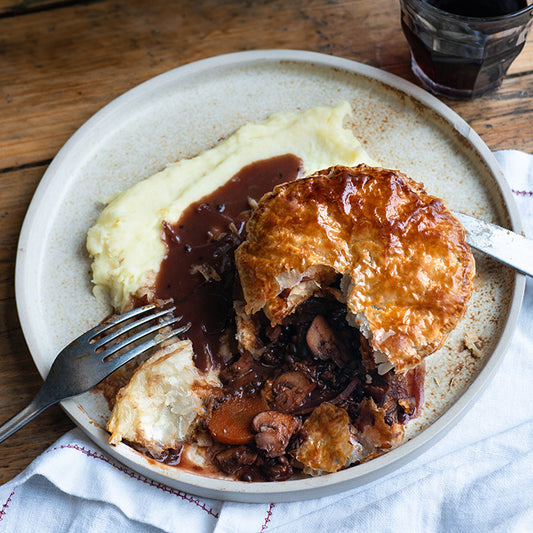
[464,331,483,358]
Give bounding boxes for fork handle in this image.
[0,386,57,444]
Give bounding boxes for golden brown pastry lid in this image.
[236,164,476,372]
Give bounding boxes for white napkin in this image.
[1,150,532,533]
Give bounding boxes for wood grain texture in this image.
[0,0,531,172]
[0,0,531,485]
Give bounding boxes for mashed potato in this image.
[86,101,375,311]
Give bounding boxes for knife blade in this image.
[453,211,533,278]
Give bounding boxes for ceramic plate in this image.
[15,50,525,502]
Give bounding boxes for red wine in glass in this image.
[401,0,531,98]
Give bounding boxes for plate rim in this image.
[14,49,526,501]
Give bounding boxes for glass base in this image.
[410,57,501,100]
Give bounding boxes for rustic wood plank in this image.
[0,0,96,17]
[1,0,531,174]
[3,0,529,173]
[0,0,405,169]
[0,164,74,485]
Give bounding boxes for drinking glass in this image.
[400,0,533,99]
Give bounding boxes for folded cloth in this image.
[1,151,532,533]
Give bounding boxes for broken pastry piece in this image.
[294,402,364,474]
[107,340,220,458]
[235,164,475,374]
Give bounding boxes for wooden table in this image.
[0,0,531,485]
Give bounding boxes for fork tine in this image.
[74,303,160,344]
[91,305,177,349]
[102,324,191,374]
[98,314,186,360]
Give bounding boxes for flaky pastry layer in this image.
[235,164,475,372]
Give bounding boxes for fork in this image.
[0,301,189,444]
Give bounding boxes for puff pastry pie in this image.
[235,164,475,373]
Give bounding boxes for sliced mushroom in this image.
[306,315,349,366]
[252,411,301,457]
[271,371,315,413]
[214,446,258,475]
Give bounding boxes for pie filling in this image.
[204,295,425,481]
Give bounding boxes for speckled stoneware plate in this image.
[15,50,525,502]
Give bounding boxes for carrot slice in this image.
[207,396,269,445]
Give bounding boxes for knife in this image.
[453,211,533,278]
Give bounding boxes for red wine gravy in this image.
[154,154,303,370]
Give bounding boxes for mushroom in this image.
[252,411,301,457]
[214,446,258,475]
[306,315,350,366]
[271,371,315,413]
